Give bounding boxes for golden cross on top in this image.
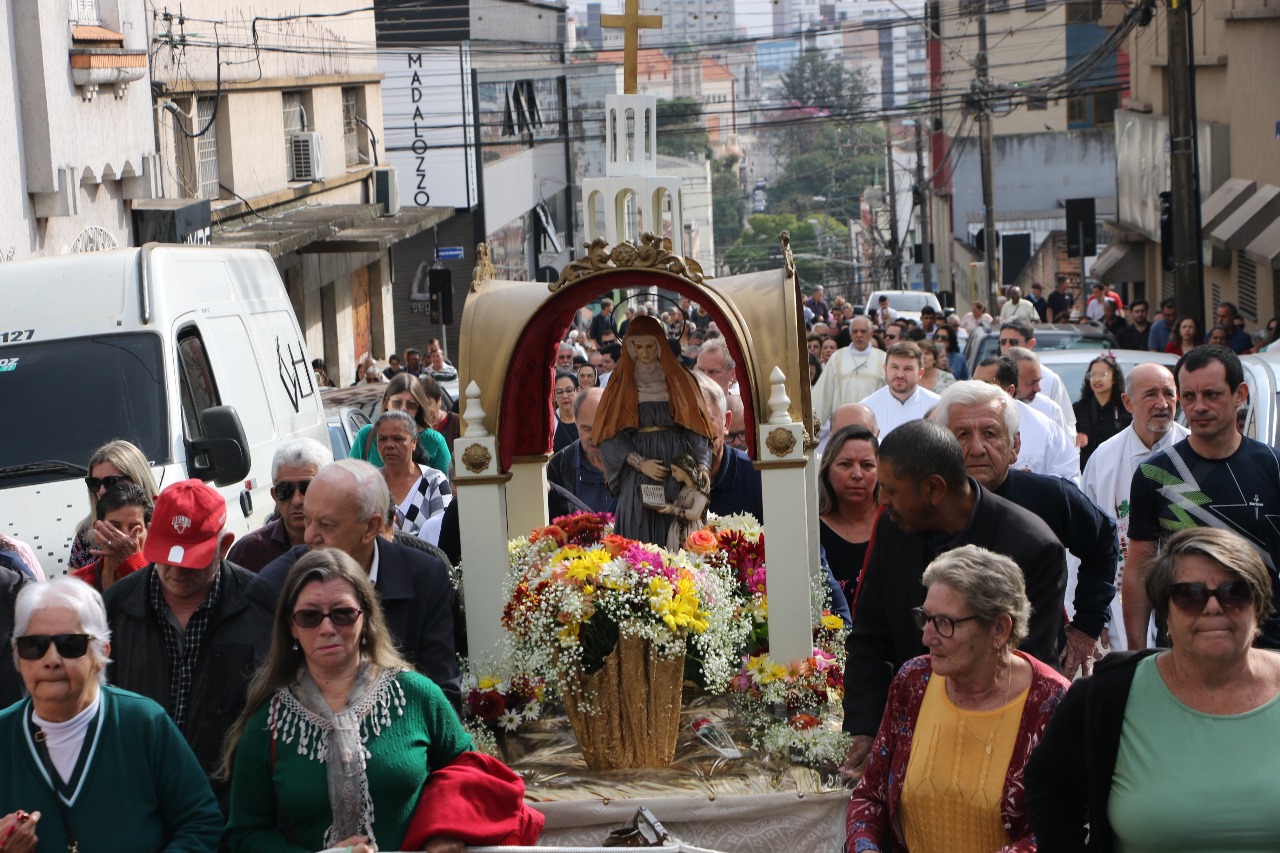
[601,0,662,94]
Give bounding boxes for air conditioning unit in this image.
[373,166,399,216]
[288,132,325,182]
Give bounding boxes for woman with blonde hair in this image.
[349,372,451,473]
[68,440,159,570]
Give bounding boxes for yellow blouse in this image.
[898,673,1029,853]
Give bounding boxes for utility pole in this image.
[885,123,903,290]
[974,0,998,303]
[914,119,933,295]
[1166,0,1204,323]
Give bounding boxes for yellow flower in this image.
[648,576,709,635]
[556,624,580,646]
[478,675,498,690]
[821,613,845,631]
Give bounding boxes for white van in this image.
[0,244,328,575]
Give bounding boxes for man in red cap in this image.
[103,478,259,814]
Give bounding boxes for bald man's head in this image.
[830,402,879,438]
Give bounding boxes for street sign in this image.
[436,246,464,261]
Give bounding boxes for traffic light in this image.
[1159,191,1174,272]
[429,263,452,325]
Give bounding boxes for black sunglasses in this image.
[15,634,93,661]
[1168,581,1254,615]
[912,607,980,638]
[86,474,131,492]
[273,479,312,502]
[291,608,363,629]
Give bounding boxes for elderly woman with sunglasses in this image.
[1026,527,1280,852]
[223,549,476,853]
[0,578,222,853]
[846,545,1070,853]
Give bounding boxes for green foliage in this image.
[768,123,884,218]
[721,213,849,289]
[712,154,743,255]
[778,50,869,122]
[656,98,711,159]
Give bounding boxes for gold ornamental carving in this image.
[765,427,797,458]
[461,443,493,473]
[470,243,495,292]
[551,232,706,292]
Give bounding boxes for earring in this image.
[292,640,299,651]
[361,635,367,646]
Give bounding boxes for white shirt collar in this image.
[368,541,380,586]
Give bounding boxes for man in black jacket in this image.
[930,380,1118,676]
[547,387,616,519]
[247,459,461,705]
[842,420,1066,775]
[103,479,258,812]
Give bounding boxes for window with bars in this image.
[283,92,305,176]
[342,88,361,167]
[194,98,220,200]
[69,0,100,23]
[1238,252,1259,320]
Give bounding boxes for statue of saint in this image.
[595,316,717,545]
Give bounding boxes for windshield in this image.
[0,334,168,486]
[882,292,937,312]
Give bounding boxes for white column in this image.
[453,382,513,661]
[507,455,550,535]
[757,367,815,664]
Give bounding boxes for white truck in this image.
[0,244,328,575]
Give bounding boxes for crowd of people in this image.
[4,286,1280,852]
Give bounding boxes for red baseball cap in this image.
[143,479,227,569]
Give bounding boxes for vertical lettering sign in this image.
[408,53,430,207]
[276,337,316,413]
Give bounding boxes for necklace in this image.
[952,656,1015,757]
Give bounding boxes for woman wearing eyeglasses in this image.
[1026,527,1280,852]
[846,545,1070,853]
[349,373,452,475]
[552,371,580,453]
[1073,356,1131,468]
[68,440,159,571]
[223,549,476,853]
[0,578,223,852]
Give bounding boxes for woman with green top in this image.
[223,548,472,853]
[349,373,451,474]
[1026,527,1280,852]
[0,578,222,852]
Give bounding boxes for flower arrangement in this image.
[458,666,546,757]
[729,648,852,768]
[503,511,747,705]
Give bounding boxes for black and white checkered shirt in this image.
[148,565,222,729]
[395,466,452,537]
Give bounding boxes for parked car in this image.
[1037,350,1180,406]
[860,290,942,325]
[964,323,1117,377]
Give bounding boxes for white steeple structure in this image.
[585,0,685,255]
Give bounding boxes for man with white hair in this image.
[811,315,886,426]
[999,286,1038,323]
[930,381,1118,676]
[247,459,461,704]
[696,337,739,395]
[104,478,259,807]
[1080,362,1188,651]
[998,319,1076,439]
[228,438,333,572]
[972,355,1080,482]
[1006,346,1071,435]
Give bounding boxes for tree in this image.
[711,154,743,254]
[722,213,848,289]
[767,123,884,218]
[778,50,868,123]
[656,98,710,159]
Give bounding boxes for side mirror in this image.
[187,406,251,486]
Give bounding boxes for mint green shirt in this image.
[1110,655,1280,852]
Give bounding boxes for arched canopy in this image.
[458,242,809,472]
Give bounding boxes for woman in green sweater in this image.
[0,578,222,852]
[222,548,471,853]
[349,373,452,474]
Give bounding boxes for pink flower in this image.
[622,543,671,578]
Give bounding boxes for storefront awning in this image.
[1091,241,1146,284]
[1209,184,1280,251]
[1245,218,1280,270]
[212,204,454,258]
[1201,177,1256,233]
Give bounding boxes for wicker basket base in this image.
[561,634,685,770]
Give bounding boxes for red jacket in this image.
[402,751,544,848]
[845,653,1069,853]
[70,552,148,590]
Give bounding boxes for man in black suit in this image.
[247,459,462,705]
[841,420,1067,775]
